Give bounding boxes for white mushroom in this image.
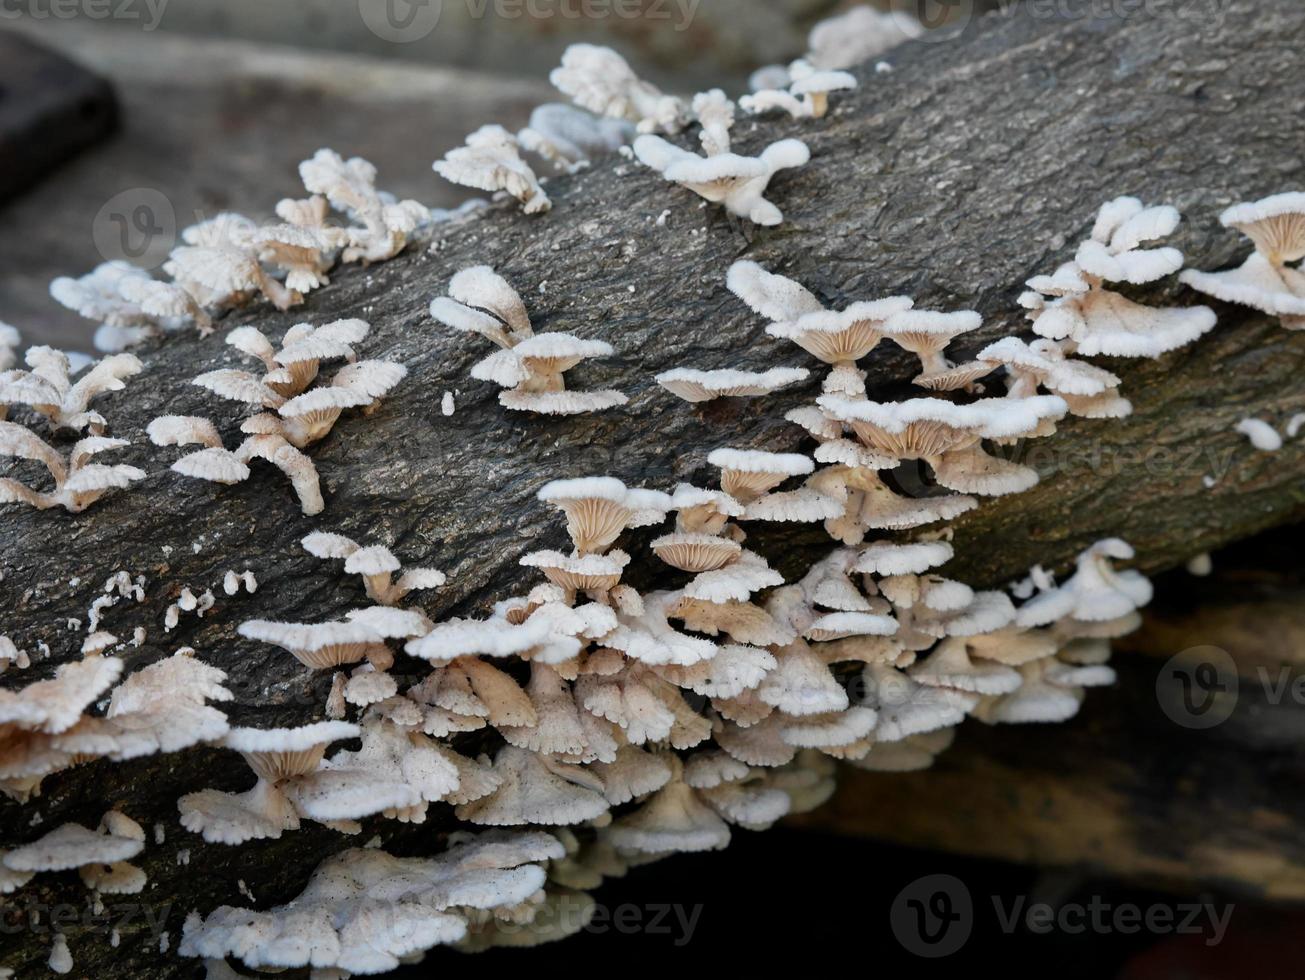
[1181,192,1305,330]
[550,43,687,135]
[434,125,552,215]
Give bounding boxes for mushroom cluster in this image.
[148,318,405,514]
[0,649,230,804]
[430,266,626,415]
[51,151,438,353]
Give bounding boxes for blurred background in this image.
[3,2,1301,976]
[0,0,936,352]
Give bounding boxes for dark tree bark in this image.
[2,1,1304,976]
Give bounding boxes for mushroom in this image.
[1235,417,1283,452]
[433,125,552,215]
[177,721,361,844]
[603,759,730,855]
[1022,196,1217,356]
[727,260,912,394]
[517,103,634,174]
[299,149,431,263]
[1015,539,1153,626]
[707,448,813,503]
[179,831,564,975]
[741,61,858,120]
[537,477,671,554]
[302,531,446,605]
[978,336,1132,419]
[238,619,394,672]
[0,422,146,513]
[49,261,204,352]
[805,3,923,70]
[2,810,146,895]
[455,746,609,826]
[1181,192,1305,330]
[817,394,1068,496]
[634,131,810,227]
[431,266,627,414]
[655,366,809,403]
[878,308,983,379]
[550,43,687,135]
[0,346,142,434]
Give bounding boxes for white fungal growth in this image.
[550,44,687,135]
[1186,553,1213,576]
[299,149,431,263]
[151,320,403,515]
[0,422,146,513]
[741,61,858,120]
[0,346,142,434]
[434,126,552,215]
[1181,192,1305,331]
[49,261,209,352]
[442,391,456,416]
[518,103,634,174]
[0,321,20,371]
[430,266,626,415]
[1021,197,1216,357]
[634,130,810,227]
[1235,417,1283,451]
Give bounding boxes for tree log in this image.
[2,1,1304,976]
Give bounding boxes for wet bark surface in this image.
[1,1,1304,975]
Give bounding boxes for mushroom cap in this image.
[708,448,813,477]
[655,367,809,402]
[301,531,360,560]
[726,260,825,322]
[520,549,631,592]
[854,541,954,576]
[499,389,628,415]
[790,69,858,95]
[224,721,360,755]
[343,545,401,576]
[803,611,899,642]
[651,532,743,572]
[238,620,381,669]
[819,393,1068,442]
[3,821,143,872]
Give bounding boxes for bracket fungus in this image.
[1020,197,1216,357]
[302,531,446,606]
[179,831,563,974]
[49,261,208,352]
[1180,192,1305,330]
[550,44,687,135]
[3,810,146,895]
[431,266,626,414]
[434,125,552,215]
